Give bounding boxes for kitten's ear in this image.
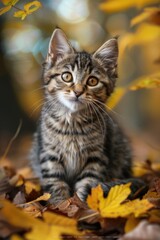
[46,29,74,64]
[93,38,118,79]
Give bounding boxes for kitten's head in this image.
[43,29,118,112]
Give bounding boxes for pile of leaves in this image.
[1,158,160,240]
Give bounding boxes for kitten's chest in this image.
[58,134,89,175]
[44,114,104,176]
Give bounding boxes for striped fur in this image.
[30,29,132,204]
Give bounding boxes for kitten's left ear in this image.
[93,38,118,79]
[46,28,74,64]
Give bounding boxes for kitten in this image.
[30,29,132,204]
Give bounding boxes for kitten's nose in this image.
[73,84,84,98]
[74,90,83,98]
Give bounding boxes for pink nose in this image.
[73,90,83,98]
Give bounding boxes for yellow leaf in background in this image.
[87,184,103,211]
[132,165,150,177]
[125,214,141,232]
[87,183,153,218]
[119,24,160,55]
[129,72,160,90]
[106,87,126,109]
[0,199,82,240]
[24,1,42,14]
[131,7,160,26]
[2,0,19,6]
[0,5,11,15]
[14,10,27,20]
[100,0,160,13]
[14,1,41,20]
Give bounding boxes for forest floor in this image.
[0,134,160,240]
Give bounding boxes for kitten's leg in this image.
[40,154,70,204]
[74,157,109,201]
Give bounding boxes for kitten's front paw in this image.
[76,183,110,202]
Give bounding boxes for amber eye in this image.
[87,77,99,86]
[61,72,73,82]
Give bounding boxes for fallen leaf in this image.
[87,183,153,218]
[87,184,104,211]
[125,214,140,233]
[25,181,41,195]
[11,235,23,240]
[23,192,51,205]
[0,199,82,240]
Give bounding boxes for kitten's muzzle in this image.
[73,84,84,98]
[73,90,84,98]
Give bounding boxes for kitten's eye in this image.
[61,72,73,82]
[87,77,99,86]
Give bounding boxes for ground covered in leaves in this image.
[1,154,160,240]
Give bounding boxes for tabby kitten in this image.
[30,29,132,204]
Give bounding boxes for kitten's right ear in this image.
[46,29,74,65]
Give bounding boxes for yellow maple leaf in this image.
[0,199,82,240]
[129,72,160,90]
[87,184,103,211]
[99,0,160,13]
[87,183,153,218]
[106,87,126,109]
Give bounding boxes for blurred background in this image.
[0,0,159,166]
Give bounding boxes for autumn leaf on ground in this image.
[99,0,160,13]
[0,198,82,240]
[14,1,41,20]
[131,7,160,26]
[125,214,140,233]
[87,183,153,218]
